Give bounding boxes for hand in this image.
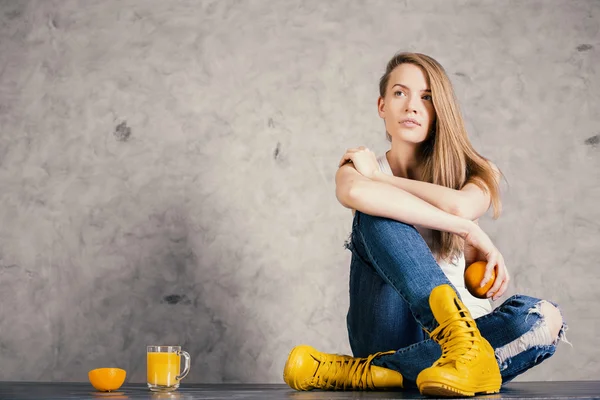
[338,147,380,179]
[463,223,510,301]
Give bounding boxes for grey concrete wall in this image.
[0,0,598,384]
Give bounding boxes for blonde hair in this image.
[379,52,503,261]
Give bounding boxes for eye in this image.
[394,90,406,97]
[422,94,432,101]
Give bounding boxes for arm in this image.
[464,219,485,266]
[336,164,475,237]
[337,162,510,300]
[371,165,498,221]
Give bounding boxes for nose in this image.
[405,95,420,114]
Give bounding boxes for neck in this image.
[386,141,422,180]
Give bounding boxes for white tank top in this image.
[376,154,492,319]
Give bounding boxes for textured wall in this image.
[0,0,598,383]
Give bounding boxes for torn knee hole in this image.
[537,301,563,340]
[496,300,569,366]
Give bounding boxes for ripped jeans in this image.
[345,211,567,386]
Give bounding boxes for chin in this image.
[393,130,428,144]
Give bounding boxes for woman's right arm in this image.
[336,163,477,238]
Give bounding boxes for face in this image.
[378,63,436,145]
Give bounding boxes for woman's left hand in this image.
[338,146,380,179]
[464,220,510,301]
[484,255,510,301]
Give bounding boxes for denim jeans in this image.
[345,211,566,386]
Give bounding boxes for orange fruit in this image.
[88,368,126,392]
[464,261,495,299]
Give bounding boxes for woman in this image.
[283,52,567,397]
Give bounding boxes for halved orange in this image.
[88,368,126,392]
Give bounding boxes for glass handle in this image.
[177,350,191,381]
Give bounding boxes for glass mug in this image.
[147,346,191,392]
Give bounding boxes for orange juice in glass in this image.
[147,346,190,392]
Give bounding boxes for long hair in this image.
[379,52,503,261]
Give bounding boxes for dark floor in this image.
[0,382,599,400]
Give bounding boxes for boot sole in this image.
[419,381,500,397]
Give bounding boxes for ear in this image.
[377,96,385,119]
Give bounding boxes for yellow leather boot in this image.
[416,284,501,397]
[283,345,403,391]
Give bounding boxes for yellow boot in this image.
[416,284,501,397]
[283,345,403,391]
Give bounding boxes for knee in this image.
[538,301,564,342]
[355,211,416,237]
[499,296,565,347]
[494,297,567,373]
[522,299,565,346]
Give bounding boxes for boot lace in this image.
[309,350,395,390]
[430,309,480,367]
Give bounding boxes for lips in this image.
[400,118,421,126]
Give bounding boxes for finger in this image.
[341,148,371,166]
[481,259,496,287]
[492,277,510,301]
[487,276,505,300]
[487,261,507,297]
[338,152,354,167]
[345,147,365,153]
